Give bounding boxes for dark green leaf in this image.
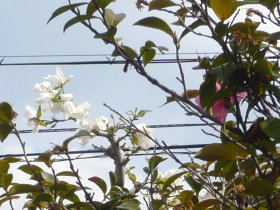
[199,76,216,108]
[259,0,277,11]
[18,164,43,175]
[149,0,177,11]
[32,193,53,206]
[1,174,12,190]
[66,202,95,210]
[3,157,21,163]
[134,17,173,38]
[64,15,93,32]
[117,201,139,210]
[180,19,206,40]
[0,196,19,207]
[0,102,13,122]
[88,176,107,194]
[48,3,88,24]
[265,31,280,41]
[93,0,116,9]
[215,22,228,38]
[56,171,76,177]
[86,3,97,16]
[0,160,9,174]
[246,178,274,196]
[95,26,117,40]
[142,48,156,66]
[109,171,117,186]
[260,118,280,141]
[179,190,194,206]
[185,176,202,194]
[151,199,164,210]
[8,184,39,195]
[36,152,53,168]
[0,120,13,142]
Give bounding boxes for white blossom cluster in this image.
[25,68,154,149]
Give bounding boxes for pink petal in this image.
[195,96,201,108]
[213,99,227,122]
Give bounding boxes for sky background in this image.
[0,0,273,208]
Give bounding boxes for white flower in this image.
[93,116,109,130]
[34,82,50,93]
[44,67,74,87]
[134,123,154,150]
[70,102,90,122]
[25,105,39,132]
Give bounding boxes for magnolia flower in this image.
[134,123,154,150]
[51,93,74,114]
[93,116,109,130]
[195,83,247,122]
[44,67,74,87]
[70,102,90,122]
[34,82,57,113]
[25,105,39,132]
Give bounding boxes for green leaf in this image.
[18,164,43,175]
[1,174,13,190]
[109,171,117,187]
[260,118,280,141]
[32,193,53,206]
[88,176,107,194]
[40,171,55,182]
[148,156,167,170]
[86,3,97,16]
[66,202,95,210]
[179,190,194,206]
[210,0,238,21]
[162,171,186,190]
[112,45,137,59]
[104,9,126,27]
[134,17,173,38]
[36,151,53,168]
[48,3,88,24]
[0,121,13,142]
[136,109,150,118]
[64,15,93,32]
[185,176,202,194]
[215,22,229,38]
[180,19,206,40]
[265,31,280,41]
[142,48,156,66]
[149,0,177,11]
[199,76,216,108]
[36,105,42,119]
[151,199,164,210]
[0,160,9,174]
[8,184,39,195]
[93,0,116,9]
[193,199,221,210]
[95,26,117,40]
[254,59,277,79]
[195,142,248,161]
[0,196,19,207]
[117,201,139,210]
[3,157,21,163]
[259,0,277,11]
[246,178,274,196]
[56,171,76,177]
[0,102,13,122]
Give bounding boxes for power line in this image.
[18,123,218,134]
[0,58,197,66]
[0,144,208,159]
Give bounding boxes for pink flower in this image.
[195,83,247,122]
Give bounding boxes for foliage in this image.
[1,0,280,209]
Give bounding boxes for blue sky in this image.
[0,0,227,208]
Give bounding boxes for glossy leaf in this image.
[149,0,177,11]
[104,9,126,27]
[88,176,107,194]
[64,15,93,32]
[0,160,9,174]
[179,190,194,206]
[1,174,13,190]
[210,0,238,21]
[36,152,53,168]
[246,178,274,196]
[199,76,216,108]
[32,193,53,205]
[193,199,221,210]
[0,102,13,122]
[86,3,97,16]
[134,17,173,37]
[93,0,116,9]
[142,48,156,66]
[162,171,186,190]
[109,171,117,186]
[180,19,206,40]
[185,176,202,194]
[18,164,43,175]
[56,171,76,177]
[112,45,137,59]
[40,171,55,182]
[8,184,39,195]
[95,26,117,40]
[117,201,139,210]
[260,118,280,141]
[0,121,13,142]
[195,142,248,161]
[254,59,276,79]
[149,156,167,170]
[48,3,88,23]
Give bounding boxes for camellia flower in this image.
[44,67,74,87]
[195,83,247,122]
[25,105,40,132]
[134,123,154,150]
